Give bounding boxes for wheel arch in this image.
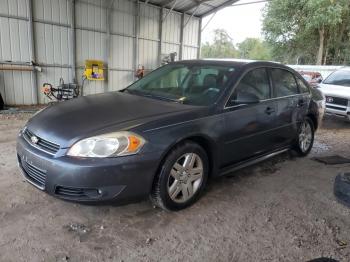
[155,134,219,181]
[307,113,318,130]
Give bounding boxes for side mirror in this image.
[231,92,260,105]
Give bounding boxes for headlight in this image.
[67,131,145,158]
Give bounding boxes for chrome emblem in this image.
[326,97,334,103]
[31,136,39,144]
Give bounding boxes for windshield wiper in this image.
[141,93,184,103]
[125,89,184,103]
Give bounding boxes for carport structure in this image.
[0,0,238,106]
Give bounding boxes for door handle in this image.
[265,106,275,115]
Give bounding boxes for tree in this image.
[237,38,272,60]
[201,29,238,58]
[263,0,350,65]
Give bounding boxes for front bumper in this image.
[325,103,350,120]
[16,134,160,203]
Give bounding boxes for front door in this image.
[220,68,278,167]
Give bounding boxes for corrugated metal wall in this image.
[34,0,73,104]
[0,0,201,105]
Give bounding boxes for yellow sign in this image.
[84,60,105,81]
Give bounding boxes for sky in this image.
[201,0,267,45]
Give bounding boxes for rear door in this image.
[220,68,279,167]
[269,68,307,145]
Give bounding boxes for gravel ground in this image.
[0,113,349,262]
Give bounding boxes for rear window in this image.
[271,69,299,97]
[296,77,310,93]
[323,70,350,87]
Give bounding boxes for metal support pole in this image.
[162,0,177,22]
[184,4,200,28]
[69,0,76,84]
[197,17,202,59]
[201,11,216,32]
[179,13,185,60]
[158,8,163,66]
[105,0,115,92]
[134,0,140,79]
[27,0,38,104]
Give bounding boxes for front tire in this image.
[150,141,209,211]
[294,117,315,156]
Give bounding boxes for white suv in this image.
[318,67,350,121]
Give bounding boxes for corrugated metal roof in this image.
[142,0,240,17]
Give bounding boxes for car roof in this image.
[174,59,290,70]
[338,67,350,71]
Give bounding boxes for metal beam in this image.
[105,0,115,92]
[197,17,202,59]
[0,13,28,21]
[201,11,216,32]
[27,0,38,105]
[159,0,175,7]
[183,0,209,13]
[162,0,177,22]
[184,4,200,28]
[231,0,269,7]
[201,0,240,17]
[158,8,163,65]
[179,13,185,60]
[69,0,76,83]
[134,0,140,79]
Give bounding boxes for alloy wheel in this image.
[299,121,313,153]
[167,153,204,203]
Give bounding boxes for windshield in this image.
[323,70,350,87]
[126,63,235,106]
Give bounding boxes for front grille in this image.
[326,96,348,106]
[23,128,60,154]
[55,186,100,199]
[326,105,347,111]
[19,157,47,189]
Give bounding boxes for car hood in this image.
[26,92,199,148]
[318,83,350,99]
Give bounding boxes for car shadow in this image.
[204,151,295,196]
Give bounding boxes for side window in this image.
[227,68,270,106]
[296,77,310,93]
[271,69,299,97]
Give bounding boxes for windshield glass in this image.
[323,70,350,87]
[126,63,235,106]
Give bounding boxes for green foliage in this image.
[237,38,272,60]
[201,29,272,61]
[201,29,238,58]
[262,0,350,65]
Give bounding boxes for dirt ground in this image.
[0,113,349,262]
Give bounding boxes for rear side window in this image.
[271,69,299,97]
[231,68,270,101]
[296,77,310,93]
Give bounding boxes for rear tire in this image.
[294,117,315,156]
[150,141,209,211]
